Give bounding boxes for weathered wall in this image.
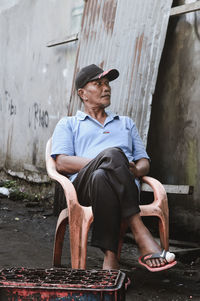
[0,0,84,182]
[147,0,200,241]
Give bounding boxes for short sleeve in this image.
[51,117,74,159]
[131,122,150,161]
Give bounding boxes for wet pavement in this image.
[0,197,200,300]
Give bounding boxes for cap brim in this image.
[91,68,119,82]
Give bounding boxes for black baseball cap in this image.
[75,64,119,90]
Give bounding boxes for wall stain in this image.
[32,139,38,166]
[186,139,198,186]
[5,91,17,115]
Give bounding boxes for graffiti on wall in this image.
[8,99,17,115]
[5,90,17,115]
[29,102,49,129]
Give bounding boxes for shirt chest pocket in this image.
[111,129,132,149]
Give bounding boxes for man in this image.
[51,64,176,272]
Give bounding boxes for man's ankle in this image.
[103,250,119,269]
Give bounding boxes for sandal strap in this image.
[141,250,167,263]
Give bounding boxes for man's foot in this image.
[127,213,176,270]
[103,250,119,270]
[138,250,176,272]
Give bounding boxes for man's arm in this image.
[129,158,150,178]
[55,154,91,176]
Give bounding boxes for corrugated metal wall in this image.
[69,0,173,145]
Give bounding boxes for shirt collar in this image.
[76,110,119,121]
[76,110,88,120]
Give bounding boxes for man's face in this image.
[79,77,111,109]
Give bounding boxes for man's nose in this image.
[103,84,111,92]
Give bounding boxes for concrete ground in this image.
[0,197,200,300]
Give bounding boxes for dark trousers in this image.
[73,147,140,253]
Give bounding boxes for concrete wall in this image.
[0,0,84,182]
[147,0,200,241]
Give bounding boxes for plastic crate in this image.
[0,267,126,300]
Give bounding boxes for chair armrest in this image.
[140,176,168,217]
[141,176,168,205]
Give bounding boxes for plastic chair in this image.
[45,138,169,269]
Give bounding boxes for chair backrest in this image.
[45,138,80,209]
[46,138,55,175]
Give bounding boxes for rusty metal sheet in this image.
[68,0,173,145]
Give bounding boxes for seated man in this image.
[51,64,176,272]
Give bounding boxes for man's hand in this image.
[129,161,138,176]
[129,158,150,178]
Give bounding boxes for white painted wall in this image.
[0,0,84,182]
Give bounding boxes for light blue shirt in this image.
[51,110,150,182]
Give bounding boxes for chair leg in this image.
[69,223,87,269]
[70,226,88,269]
[158,215,169,251]
[53,208,68,267]
[70,207,93,269]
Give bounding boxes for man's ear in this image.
[78,88,85,100]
